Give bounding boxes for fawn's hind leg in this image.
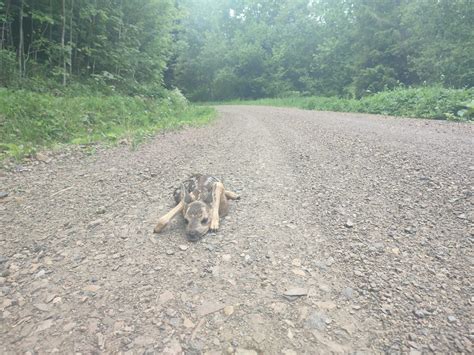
[153,201,184,233]
[225,190,240,200]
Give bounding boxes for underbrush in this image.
[214,87,473,121]
[0,88,215,160]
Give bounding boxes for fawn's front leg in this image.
[210,182,225,232]
[153,201,184,233]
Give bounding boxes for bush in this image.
[215,86,473,121]
[0,89,215,159]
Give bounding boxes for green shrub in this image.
[213,86,473,121]
[0,89,215,159]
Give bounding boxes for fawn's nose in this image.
[186,230,201,242]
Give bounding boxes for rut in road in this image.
[0,106,472,354]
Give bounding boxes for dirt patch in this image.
[1,106,472,353]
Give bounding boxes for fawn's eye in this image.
[201,218,209,225]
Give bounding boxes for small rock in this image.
[134,335,155,346]
[0,192,8,199]
[183,317,194,328]
[447,315,457,323]
[45,293,58,303]
[341,287,354,300]
[391,248,400,255]
[36,319,54,332]
[283,288,308,298]
[345,219,354,228]
[96,206,106,215]
[159,290,174,304]
[35,153,50,162]
[413,309,426,319]
[457,213,466,220]
[178,245,188,251]
[33,303,50,312]
[305,311,329,330]
[63,322,76,332]
[224,305,234,316]
[235,349,258,355]
[292,269,306,277]
[291,258,302,267]
[88,219,103,229]
[83,285,101,292]
[222,254,232,262]
[166,250,175,255]
[34,270,46,279]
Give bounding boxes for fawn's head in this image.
[181,184,211,241]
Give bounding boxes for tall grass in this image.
[0,88,216,159]
[213,87,473,121]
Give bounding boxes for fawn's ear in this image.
[180,183,192,204]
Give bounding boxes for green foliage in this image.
[1,0,178,95]
[171,0,474,101]
[214,87,474,121]
[0,88,215,159]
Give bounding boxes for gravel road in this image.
[1,106,472,354]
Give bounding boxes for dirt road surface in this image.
[1,106,472,354]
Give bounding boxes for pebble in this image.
[235,349,258,355]
[0,191,8,199]
[224,305,234,316]
[413,309,426,319]
[183,317,194,328]
[345,219,354,228]
[222,254,232,262]
[96,206,106,214]
[33,303,50,312]
[341,287,354,299]
[291,258,302,267]
[447,315,457,323]
[34,270,46,279]
[83,285,101,292]
[283,288,308,299]
[166,250,175,255]
[178,245,188,251]
[305,311,329,330]
[88,219,103,228]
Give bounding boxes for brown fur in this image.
[153,174,239,241]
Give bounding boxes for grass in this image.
[208,87,474,121]
[0,88,216,160]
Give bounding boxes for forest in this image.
[0,0,473,158]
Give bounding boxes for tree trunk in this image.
[61,0,66,85]
[1,0,11,50]
[69,0,74,76]
[18,0,24,78]
[49,0,52,41]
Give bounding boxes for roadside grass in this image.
[0,88,216,160]
[207,87,473,121]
